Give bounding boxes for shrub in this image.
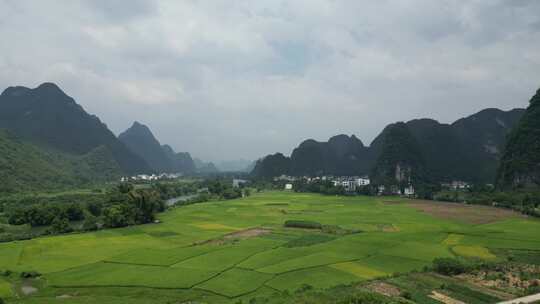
[49,217,72,234]
[433,258,467,275]
[284,220,322,229]
[400,291,412,299]
[82,214,98,231]
[20,271,41,278]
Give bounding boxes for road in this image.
[497,293,540,304]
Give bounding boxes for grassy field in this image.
[1,191,539,303]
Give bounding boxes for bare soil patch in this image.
[223,228,271,240]
[407,200,522,224]
[378,224,400,232]
[21,285,37,296]
[429,290,466,304]
[455,264,540,296]
[365,282,401,297]
[197,227,272,245]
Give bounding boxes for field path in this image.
[497,292,540,304]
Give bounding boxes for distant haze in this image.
[1,0,539,162]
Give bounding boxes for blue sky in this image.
[1,0,539,162]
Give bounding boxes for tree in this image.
[103,205,130,228]
[82,214,98,231]
[117,182,134,194]
[50,216,72,234]
[433,258,466,275]
[64,203,84,221]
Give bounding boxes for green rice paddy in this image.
[1,191,539,303]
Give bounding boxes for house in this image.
[378,185,386,195]
[356,177,370,186]
[285,183,293,190]
[233,179,247,188]
[342,180,356,192]
[403,185,415,196]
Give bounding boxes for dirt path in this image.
[497,292,540,304]
[429,291,466,304]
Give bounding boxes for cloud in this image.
[0,0,539,161]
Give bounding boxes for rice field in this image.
[1,191,539,303]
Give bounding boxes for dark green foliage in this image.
[64,203,85,221]
[290,135,371,176]
[293,179,345,195]
[204,179,242,200]
[118,122,174,173]
[252,153,291,178]
[49,217,72,234]
[284,220,323,229]
[103,189,164,228]
[253,108,524,184]
[118,183,135,194]
[399,291,412,300]
[371,122,434,197]
[0,130,121,193]
[82,214,98,231]
[20,271,41,278]
[283,234,336,248]
[433,258,467,275]
[0,83,150,174]
[497,88,540,189]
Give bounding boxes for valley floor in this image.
[1,191,539,303]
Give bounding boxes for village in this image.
[273,174,471,197]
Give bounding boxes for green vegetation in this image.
[497,88,540,189]
[253,108,524,185]
[283,234,336,248]
[1,183,165,241]
[0,83,151,175]
[371,122,436,198]
[432,258,467,275]
[0,129,121,193]
[284,220,323,229]
[0,191,539,303]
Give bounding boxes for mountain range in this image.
[497,88,540,189]
[252,107,526,184]
[118,122,196,174]
[0,83,150,175]
[0,83,197,192]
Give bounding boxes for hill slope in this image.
[371,122,428,185]
[497,88,540,189]
[0,129,121,193]
[290,135,370,176]
[119,122,174,173]
[0,83,150,174]
[253,108,524,183]
[161,145,196,173]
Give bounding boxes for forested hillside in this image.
[253,108,524,184]
[0,83,150,174]
[497,88,540,189]
[370,122,429,191]
[0,129,121,193]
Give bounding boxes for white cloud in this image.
[0,0,539,161]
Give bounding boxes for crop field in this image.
[1,191,540,303]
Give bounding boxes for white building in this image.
[402,185,415,196]
[356,177,370,186]
[285,183,293,190]
[233,179,247,188]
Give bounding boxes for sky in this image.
[1,0,539,162]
